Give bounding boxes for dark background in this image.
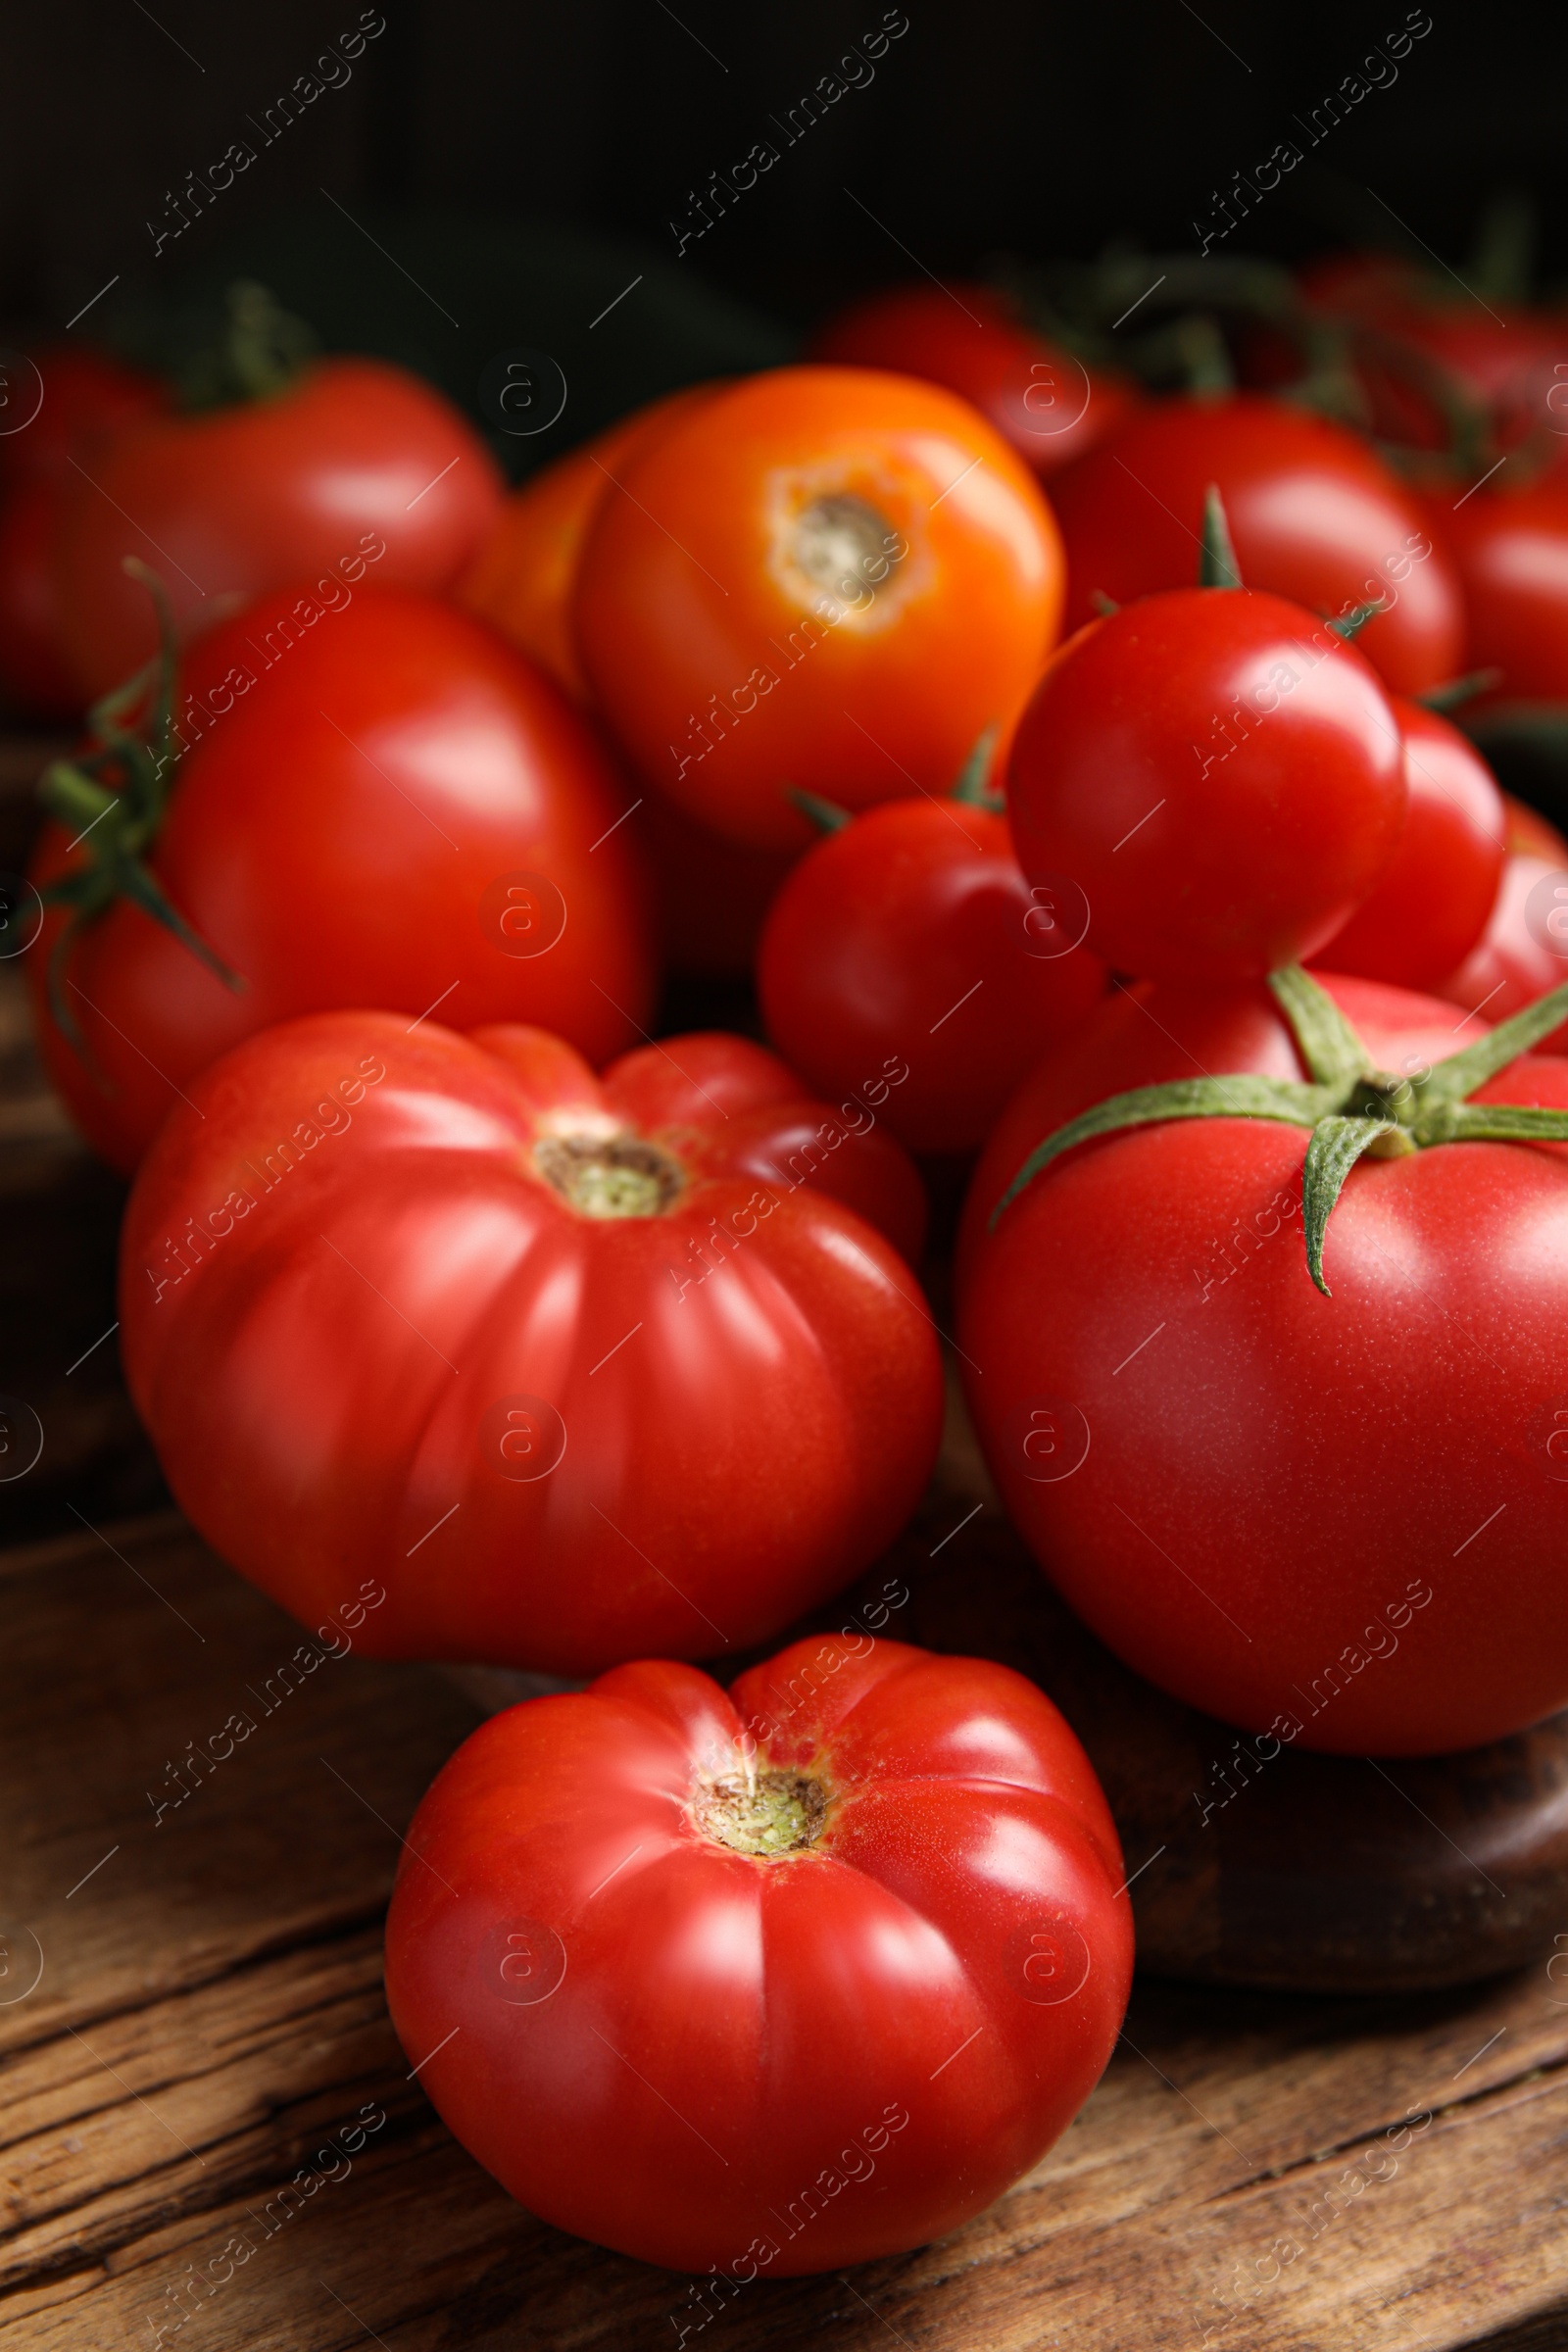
[5,0,1566,452]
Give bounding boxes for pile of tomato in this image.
[8,248,1568,2278]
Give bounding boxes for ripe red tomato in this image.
[1308,697,1505,989]
[573,367,1064,851]
[1505,793,1568,862]
[1422,480,1568,703]
[1050,394,1464,694]
[28,587,654,1171]
[809,282,1140,478]
[1438,852,1568,1053]
[758,791,1107,1152]
[383,1633,1132,2274]
[957,970,1568,1753]
[121,1014,941,1675]
[0,342,164,489]
[55,358,502,699]
[1005,588,1405,984]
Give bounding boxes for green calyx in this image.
[991,962,1568,1297]
[37,561,243,1057]
[784,725,1004,834]
[178,280,316,411]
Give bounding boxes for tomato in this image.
[121,1015,941,1674]
[635,789,796,978]
[1505,793,1568,862]
[1005,587,1405,984]
[759,788,1107,1153]
[957,967,1568,1754]
[55,357,503,699]
[27,587,654,1171]
[0,344,165,718]
[1308,696,1504,989]
[573,366,1064,851]
[383,1632,1132,2274]
[809,282,1140,478]
[1421,479,1568,704]
[460,388,710,703]
[1048,394,1464,695]
[1438,853,1568,1053]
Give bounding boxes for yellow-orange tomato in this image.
[461,388,712,702]
[573,367,1064,851]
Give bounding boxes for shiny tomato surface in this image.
[28,588,654,1171]
[574,366,1064,850]
[55,358,503,697]
[1049,394,1464,694]
[958,973,1568,1752]
[122,1016,941,1674]
[1005,588,1405,984]
[384,1635,1132,2273]
[1424,479,1568,702]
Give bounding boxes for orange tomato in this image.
[461,388,712,703]
[573,367,1064,851]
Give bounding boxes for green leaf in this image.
[1421,979,1568,1103]
[1327,597,1386,644]
[1416,668,1502,714]
[119,860,245,994]
[1440,1101,1568,1146]
[950,726,1001,808]
[992,1072,1325,1228]
[1301,1115,1398,1297]
[1199,485,1243,590]
[784,785,852,835]
[1267,965,1372,1087]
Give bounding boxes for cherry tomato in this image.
[460,388,710,703]
[383,1632,1132,2274]
[1308,696,1504,989]
[1005,587,1405,984]
[809,282,1140,478]
[0,342,164,489]
[27,587,654,1171]
[121,1016,941,1674]
[759,791,1107,1153]
[55,359,503,699]
[573,366,1064,851]
[1438,852,1568,1052]
[958,970,1568,1753]
[1050,394,1464,694]
[1421,479,1568,703]
[1505,793,1568,862]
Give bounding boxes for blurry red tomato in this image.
[1424,479,1568,703]
[1438,852,1568,1052]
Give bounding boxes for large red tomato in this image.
[1005,588,1405,984]
[1050,394,1464,694]
[27,587,654,1171]
[957,968,1568,1754]
[809,282,1140,477]
[574,367,1063,851]
[383,1634,1132,2274]
[1308,696,1505,989]
[121,1015,941,1675]
[1438,852,1568,1053]
[758,788,1107,1152]
[54,353,502,698]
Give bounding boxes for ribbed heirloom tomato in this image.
[957,967,1568,1754]
[27,585,653,1171]
[121,1015,941,1674]
[574,366,1064,850]
[383,1635,1133,2274]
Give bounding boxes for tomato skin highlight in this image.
[1049,394,1465,695]
[758,795,1107,1152]
[121,1014,942,1676]
[1005,588,1406,985]
[27,586,656,1172]
[383,1634,1132,2274]
[54,358,503,699]
[573,366,1064,851]
[957,973,1568,1754]
[1309,697,1506,990]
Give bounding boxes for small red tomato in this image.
[1049,394,1465,695]
[1309,697,1505,990]
[809,281,1140,477]
[383,1634,1132,2275]
[28,587,655,1171]
[573,366,1063,851]
[1006,588,1406,985]
[758,791,1107,1153]
[1423,479,1568,704]
[121,1016,940,1675]
[1438,852,1568,1053]
[55,352,503,698]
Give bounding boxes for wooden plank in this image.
[2,1516,1567,2349]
